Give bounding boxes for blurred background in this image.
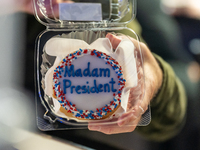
[0,0,199,149]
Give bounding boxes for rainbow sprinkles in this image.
[53,49,126,119]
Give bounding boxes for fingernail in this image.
[88,126,101,131]
[106,33,112,38]
[118,113,135,127]
[118,120,125,127]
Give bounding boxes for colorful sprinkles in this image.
[53,49,126,119]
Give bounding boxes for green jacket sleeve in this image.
[136,53,187,141]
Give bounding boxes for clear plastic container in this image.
[33,0,151,131]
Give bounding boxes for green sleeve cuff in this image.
[136,53,187,141]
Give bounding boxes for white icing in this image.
[58,54,120,111]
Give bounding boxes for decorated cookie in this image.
[44,37,138,122]
[53,49,125,120]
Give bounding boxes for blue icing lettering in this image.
[90,80,99,93]
[75,85,81,94]
[63,79,71,94]
[83,62,91,77]
[64,65,75,77]
[64,62,111,78]
[62,78,117,94]
[60,60,121,95]
[109,78,117,92]
[75,68,82,77]
[71,86,75,93]
[87,85,90,94]
[91,68,99,77]
[98,84,103,92]
[82,85,87,93]
[104,83,110,92]
[99,68,110,77]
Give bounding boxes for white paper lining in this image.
[44,37,138,121]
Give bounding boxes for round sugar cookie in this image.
[52,49,125,120]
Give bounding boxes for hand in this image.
[88,33,163,134]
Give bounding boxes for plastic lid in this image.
[33,0,136,28]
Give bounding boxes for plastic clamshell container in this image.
[33,0,151,131]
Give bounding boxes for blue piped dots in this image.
[79,110,83,114]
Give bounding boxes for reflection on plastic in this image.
[59,3,102,21]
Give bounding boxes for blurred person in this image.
[0,6,36,150]
[161,0,200,64]
[161,0,200,20]
[134,0,200,150]
[136,0,193,62]
[135,0,200,100]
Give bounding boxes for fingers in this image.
[88,125,136,134]
[87,33,145,135]
[88,113,140,134]
[118,110,141,126]
[106,33,141,51]
[106,33,122,49]
[106,32,158,114]
[89,124,137,135]
[88,108,142,134]
[106,33,149,66]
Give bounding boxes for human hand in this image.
[88,33,163,134]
